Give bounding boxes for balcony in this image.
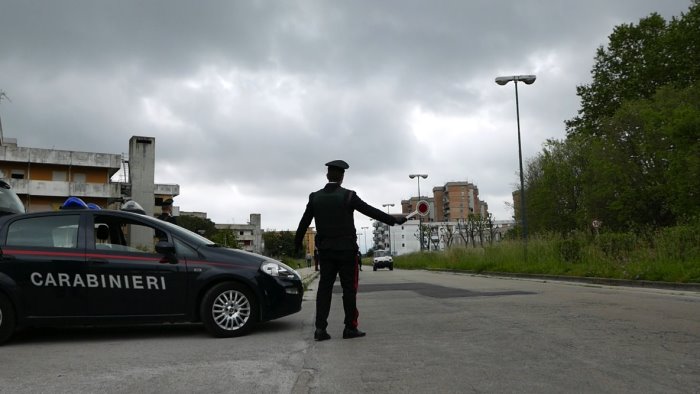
[9,179,121,198]
[0,146,121,170]
[155,183,180,196]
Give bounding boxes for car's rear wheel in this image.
[0,293,16,345]
[389,265,394,271]
[373,266,377,271]
[201,282,257,337]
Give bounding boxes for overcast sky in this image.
[0,0,693,239]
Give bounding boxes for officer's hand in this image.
[395,216,407,225]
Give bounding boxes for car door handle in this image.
[88,258,110,265]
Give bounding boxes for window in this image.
[95,215,159,254]
[10,169,24,179]
[6,215,80,248]
[52,171,67,181]
[73,173,86,183]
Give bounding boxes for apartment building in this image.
[0,135,178,215]
[401,181,489,221]
[215,214,263,254]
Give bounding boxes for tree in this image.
[209,228,240,249]
[524,139,585,234]
[524,2,700,234]
[263,231,298,258]
[177,215,218,238]
[580,83,700,230]
[439,223,456,248]
[567,2,700,138]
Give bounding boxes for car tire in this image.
[201,282,257,338]
[389,265,393,271]
[0,293,16,345]
[373,266,377,271]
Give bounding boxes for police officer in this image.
[295,160,407,341]
[158,198,178,225]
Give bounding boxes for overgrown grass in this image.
[394,221,700,283]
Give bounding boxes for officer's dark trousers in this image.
[315,250,359,330]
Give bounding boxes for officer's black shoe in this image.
[342,327,366,339]
[314,329,331,341]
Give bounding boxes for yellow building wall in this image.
[23,164,110,182]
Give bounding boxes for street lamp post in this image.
[382,203,395,254]
[408,174,428,251]
[360,226,369,254]
[495,74,535,256]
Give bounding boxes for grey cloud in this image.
[0,0,692,229]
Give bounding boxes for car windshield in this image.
[375,250,388,257]
[153,217,216,246]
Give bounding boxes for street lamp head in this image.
[495,75,537,85]
[520,75,536,84]
[495,76,511,85]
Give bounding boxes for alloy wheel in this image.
[211,290,251,331]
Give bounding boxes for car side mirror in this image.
[155,240,176,257]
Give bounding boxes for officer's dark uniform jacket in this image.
[295,183,399,250]
[158,213,177,225]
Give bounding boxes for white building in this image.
[216,214,263,254]
[375,219,516,256]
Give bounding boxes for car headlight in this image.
[261,261,300,279]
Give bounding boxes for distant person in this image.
[157,198,178,225]
[295,160,406,341]
[306,253,312,268]
[357,250,363,271]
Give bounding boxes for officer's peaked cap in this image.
[325,160,349,171]
[162,198,174,206]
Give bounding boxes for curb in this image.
[299,270,320,290]
[426,268,700,292]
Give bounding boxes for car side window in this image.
[94,215,159,254]
[6,215,80,248]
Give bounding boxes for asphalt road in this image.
[1,269,698,394]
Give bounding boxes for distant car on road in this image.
[0,198,303,344]
[373,249,393,271]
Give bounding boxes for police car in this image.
[0,195,303,344]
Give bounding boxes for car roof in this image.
[0,208,216,247]
[0,208,168,230]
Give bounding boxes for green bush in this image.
[557,237,583,263]
[595,233,638,262]
[393,223,700,283]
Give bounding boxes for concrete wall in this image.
[128,136,156,248]
[128,136,156,216]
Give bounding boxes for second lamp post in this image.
[495,74,536,251]
[408,174,428,251]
